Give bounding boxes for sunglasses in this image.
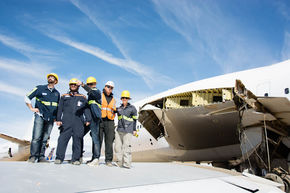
[48,76,55,79]
[87,83,94,86]
[121,97,129,100]
[106,85,114,89]
[70,84,78,86]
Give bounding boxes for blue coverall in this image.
[55,92,92,162]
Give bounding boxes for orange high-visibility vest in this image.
[101,93,116,120]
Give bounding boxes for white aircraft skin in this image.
[129,59,290,162]
[135,59,290,106]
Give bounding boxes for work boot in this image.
[106,162,113,167]
[54,159,62,164]
[38,157,49,163]
[122,165,131,169]
[72,161,81,165]
[86,158,94,164]
[115,161,123,168]
[87,158,99,166]
[28,157,36,163]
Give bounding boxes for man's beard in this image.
[48,79,55,84]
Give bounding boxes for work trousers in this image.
[99,120,115,162]
[30,114,53,160]
[56,125,84,162]
[82,118,101,159]
[114,131,133,168]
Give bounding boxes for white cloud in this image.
[0,57,71,98]
[152,0,276,73]
[70,0,130,58]
[0,34,65,98]
[281,31,290,60]
[275,1,290,21]
[0,58,52,78]
[152,0,200,45]
[0,81,27,97]
[43,31,171,88]
[0,33,56,60]
[70,0,171,88]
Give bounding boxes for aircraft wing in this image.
[0,162,284,193]
[0,133,30,146]
[0,133,30,161]
[0,149,30,161]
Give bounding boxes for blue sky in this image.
[0,0,290,139]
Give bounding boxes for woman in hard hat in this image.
[115,90,138,169]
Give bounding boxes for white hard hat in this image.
[105,81,115,88]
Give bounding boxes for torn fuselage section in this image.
[138,87,244,161]
[138,104,165,140]
[139,80,290,170]
[138,87,236,142]
[233,80,290,175]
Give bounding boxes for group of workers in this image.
[25,73,138,169]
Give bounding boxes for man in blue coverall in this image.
[55,78,91,165]
[25,73,60,163]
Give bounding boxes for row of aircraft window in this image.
[264,87,289,97]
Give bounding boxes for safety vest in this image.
[88,100,102,109]
[88,88,101,109]
[101,93,116,120]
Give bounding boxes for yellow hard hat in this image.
[47,73,59,84]
[121,90,130,98]
[69,78,78,85]
[86,76,97,84]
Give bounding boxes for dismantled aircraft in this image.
[1,59,290,191]
[133,60,290,190]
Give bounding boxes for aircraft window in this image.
[285,88,289,94]
[264,93,268,97]
[213,96,222,102]
[180,100,189,106]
